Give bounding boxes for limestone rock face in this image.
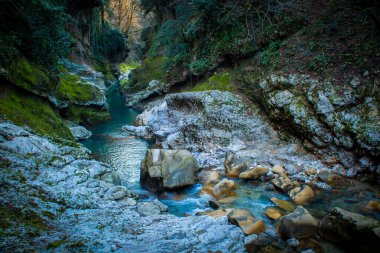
[277,206,319,239]
[0,122,246,252]
[140,149,199,192]
[228,209,265,235]
[320,207,380,252]
[241,73,380,175]
[131,91,277,151]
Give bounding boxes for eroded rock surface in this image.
[0,122,245,252]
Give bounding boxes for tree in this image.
[107,0,139,33]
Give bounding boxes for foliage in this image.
[140,0,303,77]
[120,62,141,73]
[122,57,167,92]
[0,0,72,68]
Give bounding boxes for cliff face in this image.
[0,0,128,140]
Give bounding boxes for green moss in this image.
[6,58,54,95]
[62,105,111,126]
[0,83,73,140]
[57,72,104,104]
[191,72,233,92]
[120,62,141,73]
[94,61,116,83]
[122,57,168,93]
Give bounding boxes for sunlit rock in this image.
[140,149,199,192]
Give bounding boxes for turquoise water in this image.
[82,85,151,191]
[81,85,380,220]
[81,85,207,215]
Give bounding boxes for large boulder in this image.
[320,207,380,252]
[277,206,319,239]
[140,149,199,192]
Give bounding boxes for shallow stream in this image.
[82,85,380,223]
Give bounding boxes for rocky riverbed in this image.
[124,90,380,252]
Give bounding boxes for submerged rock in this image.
[227,209,266,235]
[320,207,380,252]
[265,207,284,220]
[140,149,199,192]
[270,197,296,212]
[277,206,319,239]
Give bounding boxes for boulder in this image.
[239,166,269,180]
[363,201,380,212]
[289,185,315,205]
[69,125,92,140]
[270,197,295,212]
[228,209,265,235]
[272,175,299,192]
[272,165,286,175]
[320,207,380,252]
[213,179,236,199]
[265,207,284,220]
[140,149,199,192]
[277,206,319,239]
[224,151,249,178]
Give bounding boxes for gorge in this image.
[0,0,379,252]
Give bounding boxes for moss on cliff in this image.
[6,58,54,96]
[191,72,233,92]
[122,57,168,93]
[0,83,73,140]
[62,105,111,126]
[57,71,104,105]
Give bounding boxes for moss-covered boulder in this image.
[61,105,111,126]
[56,72,107,107]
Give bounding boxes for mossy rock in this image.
[191,72,233,92]
[0,82,73,140]
[57,72,105,106]
[122,57,168,94]
[62,105,111,126]
[6,58,54,96]
[94,61,116,83]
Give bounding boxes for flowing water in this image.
[82,85,380,222]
